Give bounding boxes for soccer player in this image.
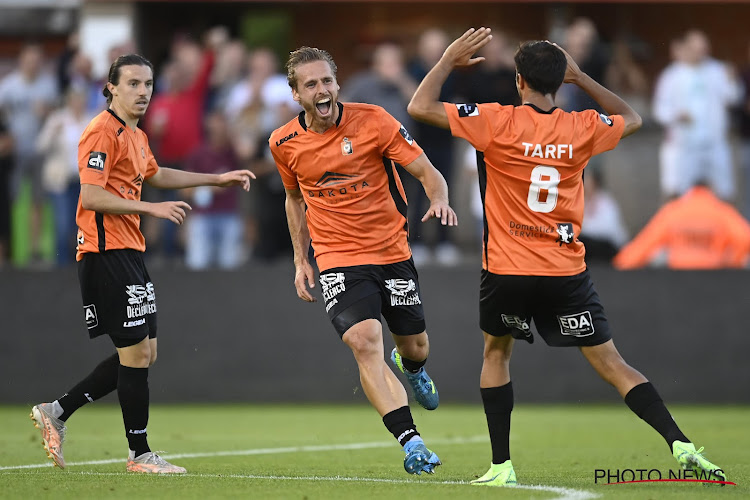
[269,47,457,475]
[30,54,254,473]
[408,28,727,486]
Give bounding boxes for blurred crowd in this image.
[1,18,749,271]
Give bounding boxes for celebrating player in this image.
[269,46,457,475]
[408,27,727,486]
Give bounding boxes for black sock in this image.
[58,353,119,421]
[117,365,151,457]
[383,406,420,446]
[400,355,426,374]
[481,382,513,464]
[624,382,688,450]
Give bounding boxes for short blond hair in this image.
[285,46,337,90]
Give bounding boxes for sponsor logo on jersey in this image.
[385,279,421,306]
[314,171,358,187]
[599,113,613,126]
[83,304,98,329]
[132,173,144,187]
[556,223,575,245]
[341,137,353,155]
[320,272,346,302]
[88,151,106,171]
[558,311,595,336]
[399,124,414,145]
[275,130,298,147]
[456,103,479,117]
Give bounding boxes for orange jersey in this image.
[613,187,750,269]
[445,102,624,276]
[76,110,159,260]
[270,102,423,272]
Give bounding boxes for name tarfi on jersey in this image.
[522,142,573,159]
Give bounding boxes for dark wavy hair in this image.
[514,41,567,96]
[102,54,154,105]
[285,46,337,90]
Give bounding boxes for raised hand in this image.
[442,27,493,68]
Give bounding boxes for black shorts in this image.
[321,258,426,337]
[78,249,157,342]
[480,269,611,347]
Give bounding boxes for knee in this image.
[396,333,429,360]
[343,328,381,358]
[483,338,512,366]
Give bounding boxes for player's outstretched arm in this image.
[555,43,642,138]
[408,27,492,129]
[80,183,192,225]
[402,153,457,226]
[146,167,256,191]
[284,188,316,302]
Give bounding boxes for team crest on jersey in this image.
[456,103,479,117]
[341,137,353,155]
[599,113,613,126]
[556,223,575,246]
[399,125,414,146]
[88,151,106,171]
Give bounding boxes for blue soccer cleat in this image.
[403,439,441,475]
[390,348,439,410]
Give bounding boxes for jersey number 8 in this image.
[527,166,560,213]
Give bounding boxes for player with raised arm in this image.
[269,46,457,475]
[30,54,254,474]
[408,28,727,486]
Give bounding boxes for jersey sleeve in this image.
[581,110,625,156]
[269,140,299,190]
[444,102,500,152]
[378,108,423,166]
[78,129,117,187]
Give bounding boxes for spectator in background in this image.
[0,42,59,266]
[344,43,416,132]
[652,38,686,200]
[407,28,460,266]
[738,40,750,220]
[67,52,107,113]
[208,39,247,112]
[36,86,94,266]
[184,111,245,270]
[605,37,649,121]
[557,17,610,112]
[0,111,11,267]
[225,47,299,262]
[652,30,741,201]
[143,28,224,265]
[613,183,750,270]
[579,167,628,263]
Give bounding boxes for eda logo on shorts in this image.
[558,311,595,337]
[83,304,98,329]
[88,151,106,171]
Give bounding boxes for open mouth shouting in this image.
[315,97,332,117]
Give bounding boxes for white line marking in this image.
[1,436,599,499]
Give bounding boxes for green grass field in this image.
[1,404,747,499]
